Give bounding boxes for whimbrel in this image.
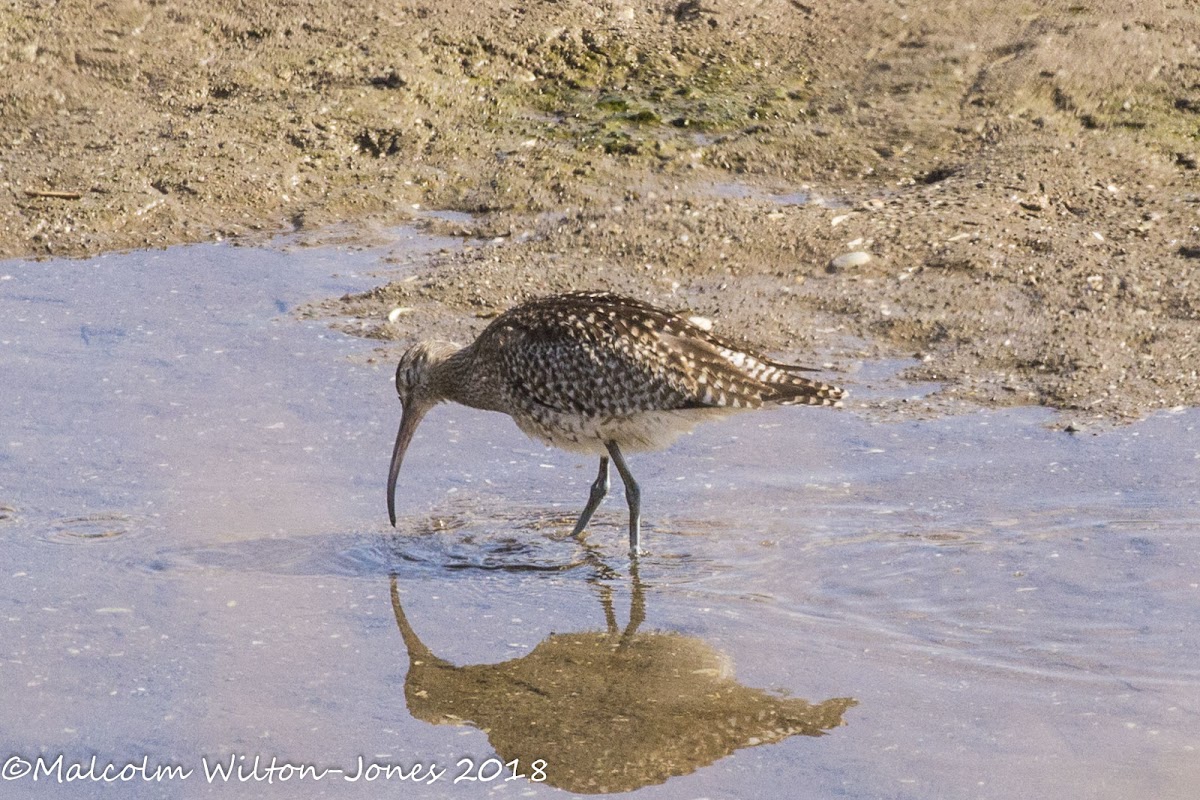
[387,291,843,554]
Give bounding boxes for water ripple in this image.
[44,512,140,544]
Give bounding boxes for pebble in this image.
[387,307,413,323]
[829,251,871,271]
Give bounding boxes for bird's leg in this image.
[621,558,646,642]
[571,456,610,537]
[605,441,641,555]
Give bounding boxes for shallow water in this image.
[1,231,1197,799]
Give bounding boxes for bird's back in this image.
[470,292,842,420]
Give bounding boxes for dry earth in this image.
[3,0,1198,420]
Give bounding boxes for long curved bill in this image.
[387,403,429,527]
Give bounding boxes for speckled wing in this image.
[479,292,842,416]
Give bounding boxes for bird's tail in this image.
[757,361,845,407]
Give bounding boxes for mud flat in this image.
[4,0,1198,418]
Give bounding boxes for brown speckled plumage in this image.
[387,291,844,554]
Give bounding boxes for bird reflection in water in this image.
[388,565,857,794]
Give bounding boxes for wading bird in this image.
[386,291,842,554]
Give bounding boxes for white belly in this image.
[512,407,739,455]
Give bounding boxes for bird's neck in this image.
[428,345,499,412]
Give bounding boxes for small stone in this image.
[829,251,871,271]
[387,307,412,323]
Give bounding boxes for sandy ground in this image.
[3,0,1198,421]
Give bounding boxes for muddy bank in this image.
[3,0,1198,418]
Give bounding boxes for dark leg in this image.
[605,441,641,555]
[571,456,609,537]
[621,558,646,641]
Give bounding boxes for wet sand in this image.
[3,0,1198,419]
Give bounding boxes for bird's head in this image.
[393,340,461,405]
[387,340,461,527]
